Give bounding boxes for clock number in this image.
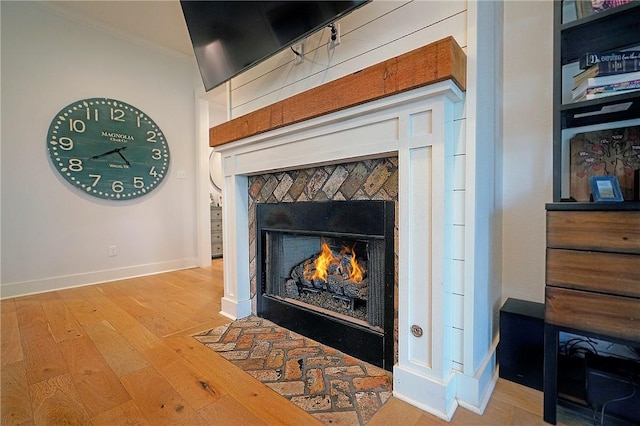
[112,181,124,193]
[86,108,99,121]
[136,115,142,128]
[89,174,101,187]
[59,137,74,151]
[68,159,83,172]
[133,177,144,188]
[149,166,158,177]
[146,131,157,143]
[69,119,85,133]
[151,149,162,160]
[110,108,125,122]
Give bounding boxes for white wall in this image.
[1,2,199,297]
[502,1,553,303]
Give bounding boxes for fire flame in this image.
[304,241,365,283]
[346,246,364,282]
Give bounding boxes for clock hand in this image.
[91,147,129,161]
[91,148,119,159]
[117,150,131,166]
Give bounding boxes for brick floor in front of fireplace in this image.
[193,316,392,425]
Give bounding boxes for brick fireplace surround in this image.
[210,39,497,421]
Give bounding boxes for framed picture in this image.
[590,176,624,202]
[570,126,640,202]
[575,0,594,18]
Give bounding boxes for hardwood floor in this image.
[1,260,581,425]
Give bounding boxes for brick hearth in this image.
[194,316,392,424]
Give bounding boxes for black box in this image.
[498,298,545,391]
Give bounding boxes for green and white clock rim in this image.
[47,98,170,200]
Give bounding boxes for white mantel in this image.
[214,80,497,420]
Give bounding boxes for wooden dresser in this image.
[543,207,640,423]
[211,205,223,258]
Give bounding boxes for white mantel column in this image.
[219,172,252,319]
[392,96,458,421]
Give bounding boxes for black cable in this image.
[290,46,301,57]
[561,337,598,357]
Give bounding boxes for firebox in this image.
[256,200,395,370]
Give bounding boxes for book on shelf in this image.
[573,60,640,88]
[571,71,640,99]
[579,51,640,70]
[575,87,640,101]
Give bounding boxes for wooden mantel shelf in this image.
[210,36,466,147]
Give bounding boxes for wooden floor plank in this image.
[490,378,543,417]
[90,400,150,426]
[120,366,207,425]
[58,335,130,418]
[96,283,200,338]
[40,298,84,343]
[58,287,105,327]
[77,285,141,331]
[367,397,427,426]
[1,311,24,366]
[21,334,68,385]
[1,298,17,314]
[158,357,225,411]
[14,295,52,343]
[29,373,90,425]
[0,361,33,425]
[163,317,230,338]
[83,320,149,377]
[116,320,183,370]
[197,394,268,425]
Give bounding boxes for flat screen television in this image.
[180,1,370,91]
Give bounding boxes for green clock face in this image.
[47,98,170,200]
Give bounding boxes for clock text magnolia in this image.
[101,131,135,143]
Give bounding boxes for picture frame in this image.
[590,176,624,202]
[575,0,594,18]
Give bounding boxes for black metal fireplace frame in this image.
[255,200,395,370]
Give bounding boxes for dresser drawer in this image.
[547,211,640,254]
[211,243,223,256]
[211,231,223,243]
[547,248,640,298]
[211,220,222,231]
[545,287,640,341]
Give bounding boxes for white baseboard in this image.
[0,258,198,299]
[455,337,499,413]
[393,365,458,421]
[220,296,252,320]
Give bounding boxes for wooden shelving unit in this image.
[544,1,640,424]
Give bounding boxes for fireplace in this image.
[212,77,498,418]
[256,200,395,370]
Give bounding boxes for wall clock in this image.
[47,98,170,200]
[209,149,223,192]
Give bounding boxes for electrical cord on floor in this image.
[592,379,636,426]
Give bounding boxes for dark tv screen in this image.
[180,1,369,91]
